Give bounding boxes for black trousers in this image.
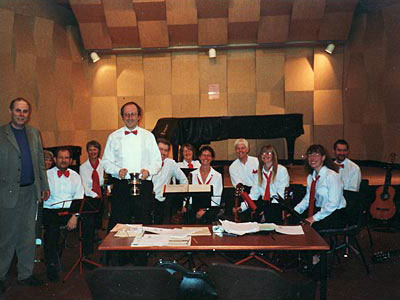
[312,208,346,231]
[107,178,153,231]
[106,178,153,266]
[153,197,173,224]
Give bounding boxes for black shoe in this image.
[0,280,6,294]
[46,265,59,282]
[17,275,44,286]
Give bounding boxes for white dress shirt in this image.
[80,159,104,198]
[229,156,258,188]
[101,126,162,180]
[294,166,346,222]
[177,160,201,169]
[152,158,188,202]
[336,158,361,192]
[44,167,84,209]
[240,164,289,212]
[191,167,223,206]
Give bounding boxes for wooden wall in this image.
[87,47,344,161]
[1,0,398,162]
[343,1,400,161]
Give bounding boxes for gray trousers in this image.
[0,185,37,280]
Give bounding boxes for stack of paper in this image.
[131,234,191,247]
[219,220,260,235]
[219,220,304,235]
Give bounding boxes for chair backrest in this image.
[208,263,315,300]
[343,190,363,227]
[86,267,180,300]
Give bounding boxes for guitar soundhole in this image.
[380,193,389,200]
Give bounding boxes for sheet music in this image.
[163,184,212,195]
[111,223,143,232]
[219,220,260,236]
[275,225,304,235]
[131,234,191,247]
[219,220,304,235]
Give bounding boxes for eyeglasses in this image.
[307,152,322,157]
[261,152,273,156]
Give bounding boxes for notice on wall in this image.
[208,83,220,100]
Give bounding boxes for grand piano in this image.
[152,114,304,163]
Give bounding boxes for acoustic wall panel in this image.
[285,91,313,125]
[199,52,227,95]
[256,92,285,115]
[313,125,343,151]
[34,17,54,58]
[0,8,14,55]
[284,48,314,92]
[91,96,118,130]
[172,94,200,118]
[89,55,117,97]
[256,49,285,92]
[144,94,172,129]
[117,55,144,97]
[228,93,257,116]
[313,90,343,126]
[314,48,343,91]
[199,93,228,117]
[198,18,228,45]
[227,50,256,94]
[172,52,199,95]
[143,53,171,95]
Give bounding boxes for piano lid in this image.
[152,114,304,146]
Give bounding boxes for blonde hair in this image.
[234,138,249,150]
[257,145,278,185]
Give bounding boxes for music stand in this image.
[163,184,212,270]
[163,184,213,224]
[62,197,103,281]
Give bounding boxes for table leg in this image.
[319,251,327,300]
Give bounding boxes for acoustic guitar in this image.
[370,153,397,220]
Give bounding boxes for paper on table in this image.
[114,227,144,238]
[219,220,260,235]
[184,227,211,236]
[275,225,304,235]
[259,223,277,231]
[131,234,191,247]
[111,223,143,232]
[142,227,174,234]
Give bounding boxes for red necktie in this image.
[263,171,272,201]
[90,159,102,198]
[125,130,138,135]
[57,169,70,178]
[188,162,194,169]
[197,174,213,184]
[162,161,164,168]
[308,175,320,217]
[338,164,344,168]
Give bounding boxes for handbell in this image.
[129,172,141,196]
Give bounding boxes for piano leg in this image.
[286,137,296,164]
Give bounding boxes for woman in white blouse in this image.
[294,144,346,231]
[237,144,289,224]
[190,146,223,224]
[177,143,201,170]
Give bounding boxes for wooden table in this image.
[99,224,330,300]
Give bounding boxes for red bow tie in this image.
[125,130,138,135]
[57,169,70,178]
